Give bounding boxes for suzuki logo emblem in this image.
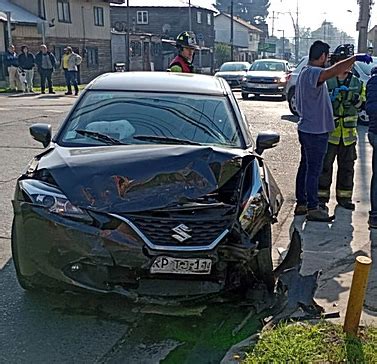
[172,224,192,242]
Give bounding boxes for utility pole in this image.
[5,11,12,46]
[188,0,192,32]
[230,0,234,61]
[278,29,285,59]
[126,0,130,71]
[357,0,372,53]
[270,11,279,37]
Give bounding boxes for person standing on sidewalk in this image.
[35,45,57,94]
[63,47,82,96]
[18,46,36,93]
[318,44,365,211]
[5,45,20,92]
[294,40,372,222]
[365,67,377,228]
[167,31,198,73]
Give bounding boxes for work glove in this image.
[355,54,373,64]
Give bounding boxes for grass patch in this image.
[244,321,377,363]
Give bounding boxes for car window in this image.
[356,57,377,75]
[250,61,286,72]
[220,63,249,71]
[58,91,243,148]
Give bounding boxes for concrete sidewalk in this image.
[273,125,377,325]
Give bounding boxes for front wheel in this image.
[242,92,249,100]
[288,87,298,115]
[253,224,275,292]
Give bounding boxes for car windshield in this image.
[250,61,286,72]
[58,91,243,148]
[220,63,248,71]
[356,57,377,75]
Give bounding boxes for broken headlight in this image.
[19,179,91,221]
[239,193,264,230]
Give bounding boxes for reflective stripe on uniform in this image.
[318,190,330,198]
[336,189,353,198]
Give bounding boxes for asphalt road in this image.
[0,92,299,363]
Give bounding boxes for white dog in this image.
[17,68,27,92]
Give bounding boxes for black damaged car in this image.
[12,72,283,301]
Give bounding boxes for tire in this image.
[253,224,275,292]
[242,92,249,100]
[253,94,261,100]
[281,94,287,101]
[11,221,37,291]
[288,87,298,115]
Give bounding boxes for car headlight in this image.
[19,179,91,221]
[242,76,247,82]
[239,193,265,230]
[277,76,287,83]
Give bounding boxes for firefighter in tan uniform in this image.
[318,44,365,210]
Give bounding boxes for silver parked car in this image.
[214,61,251,88]
[241,59,291,100]
[285,56,377,123]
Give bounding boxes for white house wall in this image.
[214,15,249,48]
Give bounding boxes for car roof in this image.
[254,59,286,63]
[87,72,228,95]
[222,61,250,65]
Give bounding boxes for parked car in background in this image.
[285,55,377,124]
[214,61,251,88]
[12,72,283,300]
[241,59,291,100]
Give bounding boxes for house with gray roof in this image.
[110,0,216,72]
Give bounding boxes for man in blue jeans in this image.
[365,67,377,228]
[295,40,372,221]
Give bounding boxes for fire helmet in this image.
[176,31,199,50]
[330,44,354,64]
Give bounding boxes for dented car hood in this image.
[36,144,248,213]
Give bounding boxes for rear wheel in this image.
[253,224,275,292]
[242,92,249,100]
[253,94,261,100]
[288,87,298,115]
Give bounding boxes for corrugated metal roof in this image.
[0,0,41,24]
[111,0,217,12]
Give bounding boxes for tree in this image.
[214,43,231,67]
[216,0,270,25]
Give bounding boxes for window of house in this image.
[249,33,253,42]
[197,11,202,24]
[130,41,142,57]
[57,0,71,23]
[94,7,104,26]
[207,13,211,25]
[136,11,148,24]
[54,45,65,66]
[87,48,99,67]
[38,0,46,20]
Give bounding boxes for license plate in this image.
[150,256,212,275]
[248,83,274,89]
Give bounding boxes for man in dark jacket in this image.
[4,45,20,92]
[18,46,35,93]
[35,44,57,94]
[365,67,377,228]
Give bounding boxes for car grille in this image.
[247,77,277,84]
[125,214,232,248]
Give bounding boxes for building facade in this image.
[214,13,263,65]
[110,1,216,72]
[0,0,123,84]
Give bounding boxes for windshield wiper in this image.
[75,129,126,145]
[133,135,201,146]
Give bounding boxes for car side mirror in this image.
[256,131,280,155]
[30,123,52,148]
[214,68,219,73]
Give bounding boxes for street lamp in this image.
[278,29,285,59]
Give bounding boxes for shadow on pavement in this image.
[281,114,299,123]
[291,205,369,305]
[0,260,268,364]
